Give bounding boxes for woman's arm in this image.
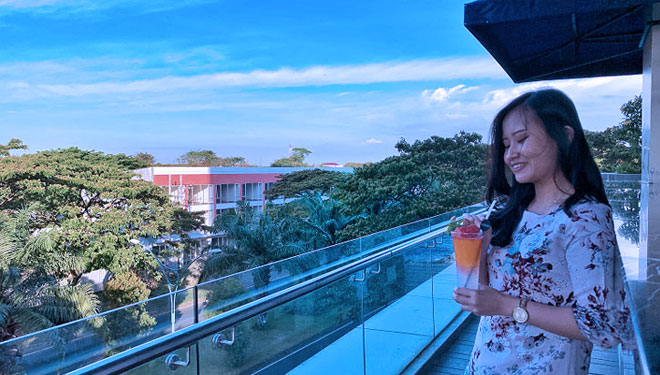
[453,285,588,341]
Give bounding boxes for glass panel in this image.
[122,344,199,375]
[0,202,499,375]
[218,184,240,203]
[431,235,463,336]
[164,185,186,206]
[242,183,263,201]
[187,184,212,205]
[427,202,487,230]
[2,293,173,375]
[360,220,427,257]
[198,276,363,375]
[198,274,257,323]
[362,250,434,374]
[174,288,198,331]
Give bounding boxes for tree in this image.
[344,162,370,168]
[0,148,199,292]
[0,206,101,370]
[134,152,155,166]
[586,95,641,173]
[177,150,246,167]
[100,271,156,346]
[270,147,312,167]
[336,132,487,237]
[178,150,220,166]
[217,156,246,167]
[265,169,348,200]
[0,139,27,157]
[293,192,363,248]
[206,202,302,285]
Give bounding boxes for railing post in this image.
[194,286,200,374]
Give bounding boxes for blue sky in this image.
[0,0,642,165]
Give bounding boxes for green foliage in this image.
[265,169,348,200]
[343,162,370,168]
[0,208,101,368]
[586,95,642,174]
[178,150,220,165]
[606,183,640,245]
[104,272,151,307]
[134,152,155,166]
[167,208,210,262]
[0,147,180,283]
[336,132,487,237]
[0,139,27,157]
[205,278,248,315]
[289,280,358,322]
[99,272,155,348]
[364,257,405,314]
[218,156,247,167]
[177,150,246,167]
[291,192,363,248]
[203,278,250,367]
[270,147,312,167]
[209,202,304,284]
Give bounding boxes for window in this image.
[162,185,186,206]
[187,184,212,205]
[242,183,263,201]
[211,236,229,248]
[217,183,240,203]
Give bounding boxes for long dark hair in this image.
[486,88,609,247]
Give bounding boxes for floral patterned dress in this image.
[466,199,635,375]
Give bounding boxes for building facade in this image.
[134,166,353,227]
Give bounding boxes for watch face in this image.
[513,307,529,323]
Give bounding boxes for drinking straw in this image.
[485,200,497,219]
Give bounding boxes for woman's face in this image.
[502,107,559,186]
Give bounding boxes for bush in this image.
[205,278,250,367]
[99,272,156,347]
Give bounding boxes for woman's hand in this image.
[452,284,517,317]
[461,213,485,228]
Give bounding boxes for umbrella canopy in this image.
[464,0,656,83]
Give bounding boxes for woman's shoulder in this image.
[561,196,614,234]
[567,196,612,218]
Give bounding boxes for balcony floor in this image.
[420,314,636,375]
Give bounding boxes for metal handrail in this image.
[68,207,486,375]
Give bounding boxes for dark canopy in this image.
[464,0,656,83]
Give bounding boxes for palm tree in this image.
[0,206,100,372]
[295,192,363,247]
[205,201,299,287]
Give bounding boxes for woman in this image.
[452,89,635,374]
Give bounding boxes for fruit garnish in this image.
[455,224,480,234]
[447,216,481,233]
[447,217,463,232]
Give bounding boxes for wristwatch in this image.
[512,298,529,323]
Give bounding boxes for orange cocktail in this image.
[451,225,483,289]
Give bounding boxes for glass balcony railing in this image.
[0,203,487,375]
[2,175,653,375]
[602,175,657,375]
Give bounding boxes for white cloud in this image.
[483,76,642,108]
[1,57,507,99]
[421,84,478,103]
[0,0,214,16]
[365,138,383,144]
[0,0,58,7]
[444,113,468,119]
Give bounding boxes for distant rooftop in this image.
[134,166,354,175]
